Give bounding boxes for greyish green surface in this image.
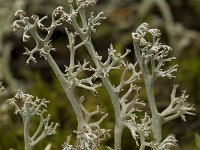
[5,0,195,149]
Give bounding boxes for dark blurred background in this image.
[0,0,199,149]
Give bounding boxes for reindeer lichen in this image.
[10,0,194,150]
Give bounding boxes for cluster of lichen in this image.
[2,0,196,150]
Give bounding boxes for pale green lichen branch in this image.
[63,96,110,150]
[58,2,144,149]
[6,91,59,150]
[53,1,143,149]
[157,135,177,150]
[12,7,99,129]
[132,22,194,147]
[79,96,108,130]
[12,4,109,149]
[161,85,195,123]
